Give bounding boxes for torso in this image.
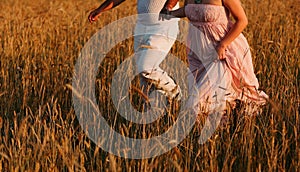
[137,0,167,14]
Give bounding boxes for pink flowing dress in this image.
[185,4,268,114]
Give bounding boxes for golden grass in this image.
[0,0,299,171]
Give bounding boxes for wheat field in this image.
[0,0,299,171]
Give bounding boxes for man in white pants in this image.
[88,0,181,101]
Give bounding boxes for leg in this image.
[134,24,181,100]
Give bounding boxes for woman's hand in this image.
[88,9,101,23]
[216,42,227,60]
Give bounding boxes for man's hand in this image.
[88,9,101,23]
[159,7,171,21]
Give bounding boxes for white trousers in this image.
[133,18,180,98]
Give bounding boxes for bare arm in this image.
[163,0,193,19]
[159,6,186,20]
[217,0,248,59]
[169,7,186,18]
[88,0,126,23]
[164,0,179,10]
[159,0,180,20]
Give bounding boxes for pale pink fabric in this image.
[185,4,268,114]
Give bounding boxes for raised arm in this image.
[88,0,126,23]
[217,0,248,59]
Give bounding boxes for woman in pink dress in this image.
[161,0,268,116]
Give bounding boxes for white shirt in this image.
[137,0,168,14]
